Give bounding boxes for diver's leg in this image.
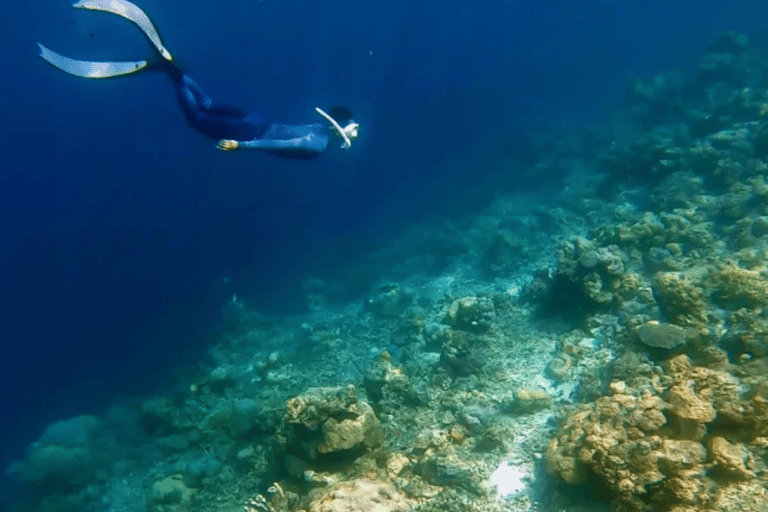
[164,72,222,120]
[173,76,208,128]
[180,75,214,110]
[172,74,255,140]
[178,75,251,119]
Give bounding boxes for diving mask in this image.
[315,107,359,149]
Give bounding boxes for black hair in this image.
[328,105,355,125]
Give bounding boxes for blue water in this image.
[0,0,766,484]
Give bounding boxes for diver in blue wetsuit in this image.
[38,0,359,159]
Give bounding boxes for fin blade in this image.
[38,43,148,78]
[72,0,172,61]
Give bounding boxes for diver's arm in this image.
[238,134,320,150]
[217,128,329,158]
[216,136,319,151]
[245,135,328,159]
[216,136,326,158]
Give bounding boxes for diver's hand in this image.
[217,139,239,151]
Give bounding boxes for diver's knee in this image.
[182,76,213,109]
[181,88,198,109]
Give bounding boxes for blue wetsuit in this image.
[164,63,330,159]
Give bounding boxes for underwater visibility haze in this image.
[2,0,768,510]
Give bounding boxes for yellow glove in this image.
[216,139,239,151]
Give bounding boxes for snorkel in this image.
[315,107,359,149]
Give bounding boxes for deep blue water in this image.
[1,0,766,477]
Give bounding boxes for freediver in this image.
[38,0,360,159]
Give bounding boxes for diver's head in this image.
[328,106,355,128]
[316,105,359,149]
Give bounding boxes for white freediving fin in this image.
[72,0,173,61]
[37,43,149,78]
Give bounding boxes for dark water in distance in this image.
[0,0,766,472]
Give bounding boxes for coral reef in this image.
[307,478,413,512]
[546,355,768,511]
[273,385,384,477]
[11,29,768,512]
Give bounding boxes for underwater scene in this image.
[5,0,768,511]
